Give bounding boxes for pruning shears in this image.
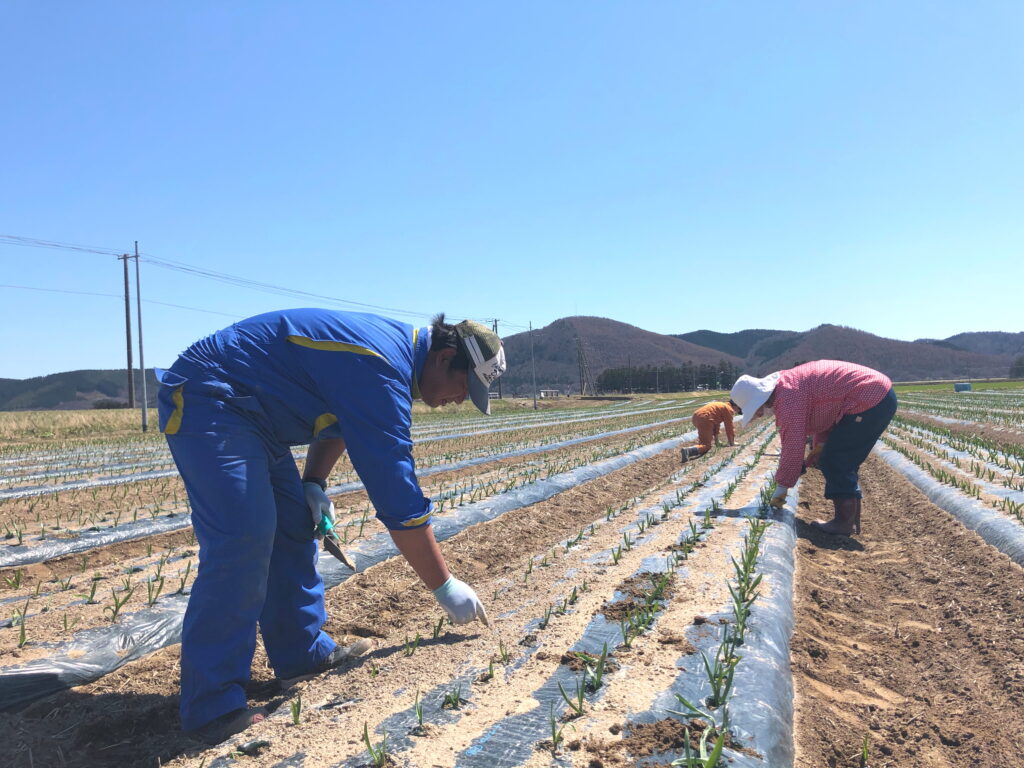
[317,516,357,571]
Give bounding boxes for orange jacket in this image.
[692,402,736,442]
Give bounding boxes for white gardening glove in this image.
[769,485,789,509]
[303,481,335,538]
[432,575,489,626]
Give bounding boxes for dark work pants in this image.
[818,388,898,499]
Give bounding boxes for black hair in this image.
[430,313,470,370]
[729,399,742,415]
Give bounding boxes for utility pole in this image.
[133,242,148,432]
[529,321,538,410]
[118,253,135,407]
[492,319,502,399]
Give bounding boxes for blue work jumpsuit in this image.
[155,309,432,730]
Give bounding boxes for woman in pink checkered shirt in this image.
[730,360,897,535]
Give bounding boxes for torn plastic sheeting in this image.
[332,668,489,768]
[0,429,695,713]
[454,554,687,767]
[448,466,766,767]
[0,415,686,569]
[0,406,686,502]
[0,509,192,568]
[1,456,177,486]
[263,441,760,768]
[330,413,688,496]
[316,429,700,591]
[894,423,1024,474]
[412,402,692,444]
[0,468,182,501]
[876,445,1024,567]
[636,490,798,767]
[410,400,682,437]
[900,408,1024,431]
[0,596,191,713]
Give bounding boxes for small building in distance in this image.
[539,389,561,399]
[954,382,973,392]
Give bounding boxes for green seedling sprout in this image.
[104,586,135,623]
[146,576,165,607]
[290,692,302,725]
[176,560,194,595]
[16,598,30,648]
[403,633,422,657]
[610,545,623,565]
[3,569,24,589]
[670,725,726,767]
[62,611,80,633]
[442,685,464,709]
[498,640,512,664]
[557,676,586,717]
[548,704,565,756]
[586,643,609,691]
[539,605,553,629]
[432,615,446,639]
[362,722,389,767]
[619,618,634,648]
[480,658,495,682]
[414,688,424,729]
[81,577,100,605]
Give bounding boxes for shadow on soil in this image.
[1,680,290,768]
[794,503,865,552]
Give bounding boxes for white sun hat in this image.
[454,320,506,415]
[730,372,781,428]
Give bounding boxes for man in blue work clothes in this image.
[155,309,505,744]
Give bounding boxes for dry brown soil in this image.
[0,442,704,767]
[792,457,1024,768]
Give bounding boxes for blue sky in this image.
[2,2,1022,379]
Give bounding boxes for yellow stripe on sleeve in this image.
[401,511,432,528]
[163,386,185,435]
[313,412,338,438]
[287,335,387,361]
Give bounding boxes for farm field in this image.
[1,388,1023,767]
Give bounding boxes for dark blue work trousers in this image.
[164,395,336,731]
[818,388,898,500]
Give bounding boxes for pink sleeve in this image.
[775,389,810,489]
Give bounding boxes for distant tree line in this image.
[597,359,740,393]
[1012,356,1024,379]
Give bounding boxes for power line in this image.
[0,235,122,257]
[0,283,239,318]
[1,234,538,329]
[138,253,437,320]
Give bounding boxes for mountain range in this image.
[2,320,1021,409]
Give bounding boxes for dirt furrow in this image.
[0,440,723,768]
[792,457,1024,768]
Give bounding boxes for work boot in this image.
[811,497,861,535]
[680,446,703,464]
[278,637,374,689]
[187,707,268,745]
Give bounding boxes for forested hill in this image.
[3,321,1020,410]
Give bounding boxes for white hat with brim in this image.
[730,372,781,428]
[455,320,506,415]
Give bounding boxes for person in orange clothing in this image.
[681,400,740,462]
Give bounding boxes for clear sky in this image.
[2,2,1021,379]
